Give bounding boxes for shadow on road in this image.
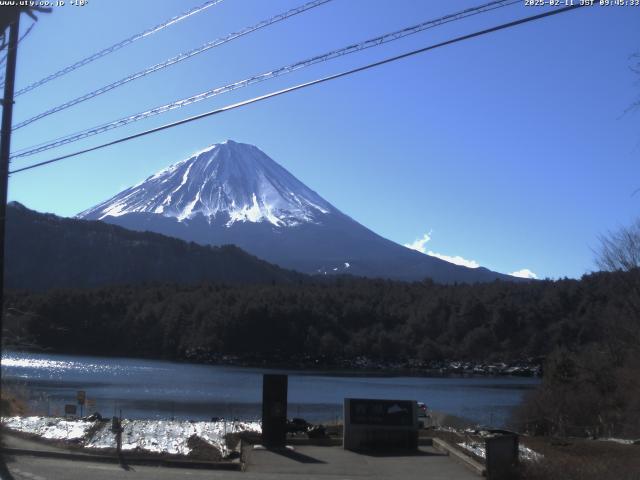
[0,456,16,480]
[118,453,135,471]
[268,448,326,464]
[352,448,446,458]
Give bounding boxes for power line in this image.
[11,0,333,131]
[0,20,35,88]
[11,0,520,159]
[0,20,35,69]
[13,0,224,97]
[9,3,586,175]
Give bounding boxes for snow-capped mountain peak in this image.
[77,140,333,227]
[77,140,517,284]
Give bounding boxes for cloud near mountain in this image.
[404,231,480,269]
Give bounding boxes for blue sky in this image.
[6,0,640,280]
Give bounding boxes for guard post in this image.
[486,433,519,480]
[261,374,288,447]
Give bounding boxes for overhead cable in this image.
[0,21,36,89]
[13,0,224,97]
[11,0,332,130]
[12,0,520,159]
[9,3,586,175]
[0,20,35,69]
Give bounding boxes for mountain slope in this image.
[6,202,306,291]
[78,140,333,227]
[78,140,517,284]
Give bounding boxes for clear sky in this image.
[6,0,640,280]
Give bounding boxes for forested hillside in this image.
[5,269,638,366]
[5,202,306,290]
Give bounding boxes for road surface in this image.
[2,445,478,479]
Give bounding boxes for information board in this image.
[349,399,414,426]
[344,398,418,451]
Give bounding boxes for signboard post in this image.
[112,416,123,454]
[77,390,86,417]
[343,398,418,451]
[64,404,77,419]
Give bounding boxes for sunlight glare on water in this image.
[1,352,162,376]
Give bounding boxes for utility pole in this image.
[0,10,20,390]
[0,12,20,480]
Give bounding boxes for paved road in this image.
[3,455,233,480]
[2,433,80,454]
[245,445,478,479]
[1,445,478,479]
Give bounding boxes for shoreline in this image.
[1,347,543,379]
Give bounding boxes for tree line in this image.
[3,269,636,365]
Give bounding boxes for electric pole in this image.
[0,7,19,369]
[0,12,20,480]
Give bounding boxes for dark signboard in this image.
[64,404,77,415]
[349,399,414,426]
[261,374,288,447]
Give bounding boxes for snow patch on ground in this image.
[3,416,261,457]
[458,441,543,462]
[3,416,95,441]
[458,442,486,458]
[598,437,637,445]
[87,419,260,456]
[519,444,544,462]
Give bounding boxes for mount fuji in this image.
[78,140,514,283]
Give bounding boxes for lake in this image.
[1,351,539,427]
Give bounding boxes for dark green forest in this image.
[4,269,637,364]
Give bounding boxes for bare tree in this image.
[630,52,640,114]
[595,221,640,363]
[598,52,640,271]
[596,219,640,271]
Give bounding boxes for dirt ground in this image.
[519,436,640,480]
[426,429,640,480]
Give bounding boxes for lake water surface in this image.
[1,351,539,427]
